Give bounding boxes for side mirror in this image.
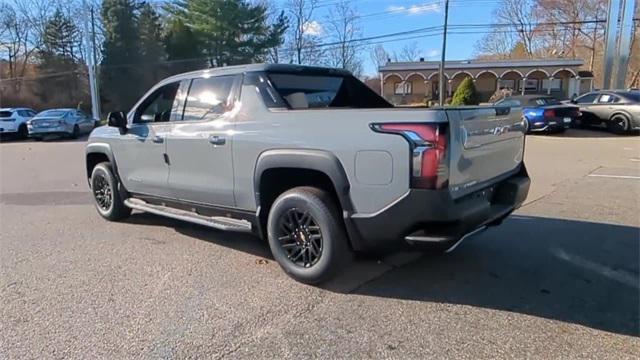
[107,111,127,134]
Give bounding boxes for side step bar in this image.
[124,198,252,233]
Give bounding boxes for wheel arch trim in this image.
[253,149,354,213]
[253,149,367,250]
[85,142,119,180]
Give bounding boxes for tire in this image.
[608,114,631,134]
[267,186,352,284]
[90,162,131,221]
[17,124,28,139]
[70,124,80,139]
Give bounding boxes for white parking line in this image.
[554,248,639,290]
[588,174,640,180]
[630,158,640,162]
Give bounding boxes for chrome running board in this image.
[124,198,252,233]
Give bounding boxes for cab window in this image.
[134,82,180,123]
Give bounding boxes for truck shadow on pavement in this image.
[352,215,639,337]
[124,212,639,337]
[545,127,640,138]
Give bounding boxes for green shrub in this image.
[451,77,478,106]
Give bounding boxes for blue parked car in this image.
[495,95,581,133]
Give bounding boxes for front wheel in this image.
[522,117,530,133]
[90,162,131,221]
[267,187,352,284]
[70,124,80,139]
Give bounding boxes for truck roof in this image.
[163,63,353,84]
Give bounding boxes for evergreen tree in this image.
[451,78,478,106]
[164,18,205,74]
[167,0,288,67]
[138,3,164,63]
[37,9,84,106]
[138,3,166,89]
[42,9,82,60]
[100,0,142,111]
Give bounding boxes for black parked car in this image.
[569,90,640,134]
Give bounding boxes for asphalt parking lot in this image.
[1,129,639,359]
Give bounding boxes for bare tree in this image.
[0,2,39,92]
[493,0,538,57]
[324,0,362,75]
[370,44,390,69]
[395,42,421,62]
[536,0,606,65]
[286,0,322,65]
[474,28,516,59]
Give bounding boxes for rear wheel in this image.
[608,114,630,134]
[267,186,352,284]
[17,124,28,139]
[91,162,131,221]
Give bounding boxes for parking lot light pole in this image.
[439,0,449,106]
[82,0,100,121]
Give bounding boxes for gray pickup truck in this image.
[86,64,530,283]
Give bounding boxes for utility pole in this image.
[90,6,101,118]
[438,0,450,106]
[82,0,100,121]
[614,0,636,89]
[602,0,621,89]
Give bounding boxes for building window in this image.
[394,82,412,95]
[498,79,515,90]
[519,79,539,92]
[542,78,562,91]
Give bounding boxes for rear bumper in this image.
[347,165,530,251]
[28,125,72,137]
[530,117,572,132]
[0,124,18,133]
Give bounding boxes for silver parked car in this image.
[570,90,640,133]
[28,108,96,139]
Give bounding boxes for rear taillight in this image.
[543,109,556,118]
[372,123,449,189]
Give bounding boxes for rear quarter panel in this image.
[232,86,449,215]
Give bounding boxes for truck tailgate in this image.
[446,106,525,199]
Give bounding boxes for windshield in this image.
[35,110,68,118]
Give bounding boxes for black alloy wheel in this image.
[276,208,323,268]
[93,172,113,212]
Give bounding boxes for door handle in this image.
[208,135,226,145]
[152,135,164,143]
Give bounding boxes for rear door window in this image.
[181,75,237,121]
[266,73,391,109]
[597,94,620,103]
[0,111,14,118]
